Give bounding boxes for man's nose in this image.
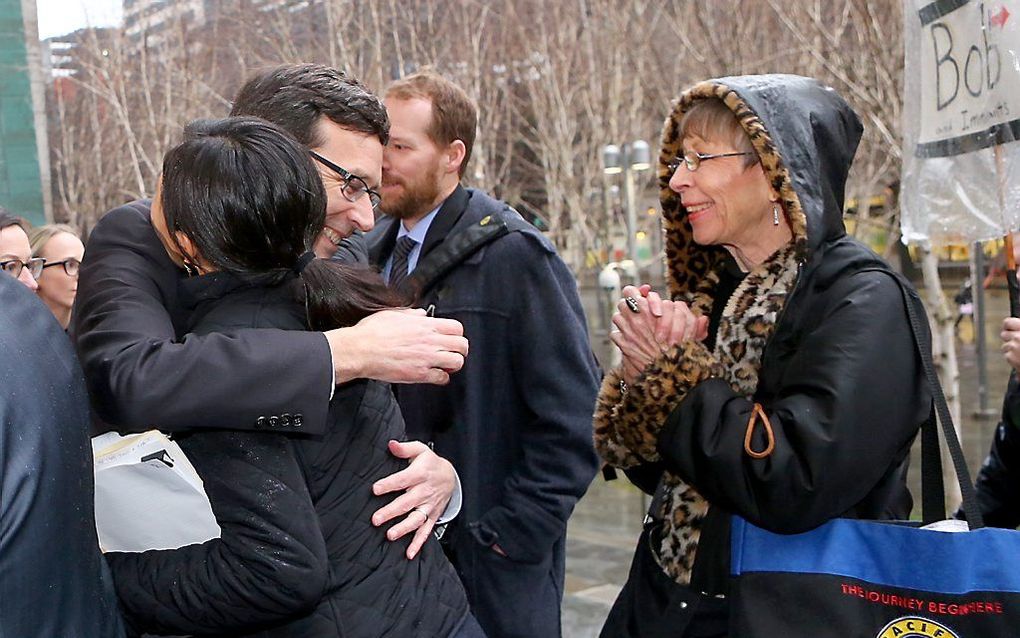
[351,197,375,232]
[19,268,38,291]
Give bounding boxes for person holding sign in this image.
[970,239,1020,529]
[595,75,932,636]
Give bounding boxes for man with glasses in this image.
[74,64,468,551]
[0,210,43,291]
[368,71,600,638]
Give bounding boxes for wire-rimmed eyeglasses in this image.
[668,150,756,173]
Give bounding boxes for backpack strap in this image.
[405,208,531,298]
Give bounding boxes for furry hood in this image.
[658,74,863,300]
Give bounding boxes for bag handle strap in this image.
[884,270,984,528]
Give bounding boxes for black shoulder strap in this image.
[404,209,530,298]
[868,268,984,528]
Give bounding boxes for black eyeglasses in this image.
[41,257,81,277]
[309,151,382,211]
[1,257,45,280]
[668,150,757,173]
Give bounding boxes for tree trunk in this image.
[919,244,964,513]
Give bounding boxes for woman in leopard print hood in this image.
[595,74,933,637]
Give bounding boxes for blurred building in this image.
[0,0,51,224]
[44,27,118,78]
[123,0,210,45]
[123,0,296,46]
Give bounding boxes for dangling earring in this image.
[772,203,781,226]
[182,260,196,277]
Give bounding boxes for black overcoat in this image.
[368,186,601,638]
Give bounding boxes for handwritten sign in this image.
[900,0,1020,244]
[916,0,1020,157]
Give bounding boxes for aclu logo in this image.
[877,616,960,638]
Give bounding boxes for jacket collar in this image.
[368,184,470,264]
[419,184,470,261]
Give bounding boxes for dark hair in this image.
[230,63,390,148]
[0,207,27,232]
[160,117,399,329]
[386,70,477,178]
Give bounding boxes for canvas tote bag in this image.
[729,273,1020,638]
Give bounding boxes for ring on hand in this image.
[413,506,430,521]
[625,296,640,313]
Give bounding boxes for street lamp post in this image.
[603,140,651,264]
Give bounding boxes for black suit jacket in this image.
[73,201,332,434]
[0,275,124,637]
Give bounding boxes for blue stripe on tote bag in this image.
[730,518,1020,637]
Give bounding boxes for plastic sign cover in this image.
[901,0,1020,244]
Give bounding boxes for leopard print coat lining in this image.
[593,81,807,584]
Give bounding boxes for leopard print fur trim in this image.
[593,341,724,467]
[592,368,640,468]
[657,81,809,304]
[714,243,799,390]
[653,473,709,583]
[652,245,799,584]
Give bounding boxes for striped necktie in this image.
[388,235,418,290]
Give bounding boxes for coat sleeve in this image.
[973,374,1020,529]
[657,270,929,534]
[475,233,601,564]
[330,229,370,266]
[73,204,332,434]
[104,431,328,635]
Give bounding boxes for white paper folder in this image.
[92,430,221,553]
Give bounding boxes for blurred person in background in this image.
[0,209,42,291]
[1,243,124,637]
[31,224,85,330]
[970,237,1020,528]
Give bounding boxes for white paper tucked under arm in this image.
[92,430,221,553]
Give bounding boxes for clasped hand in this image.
[611,284,708,385]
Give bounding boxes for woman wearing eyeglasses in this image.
[0,210,43,291]
[595,75,932,636]
[30,224,85,330]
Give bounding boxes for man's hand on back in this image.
[326,308,468,385]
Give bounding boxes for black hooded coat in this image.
[595,75,932,635]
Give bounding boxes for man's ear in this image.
[445,140,467,177]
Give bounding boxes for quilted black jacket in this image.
[106,272,469,637]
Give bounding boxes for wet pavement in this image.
[560,280,1011,637]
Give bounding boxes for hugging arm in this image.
[105,431,328,635]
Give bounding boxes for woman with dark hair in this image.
[105,117,481,638]
[0,209,43,291]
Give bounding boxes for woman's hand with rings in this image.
[611,284,708,384]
